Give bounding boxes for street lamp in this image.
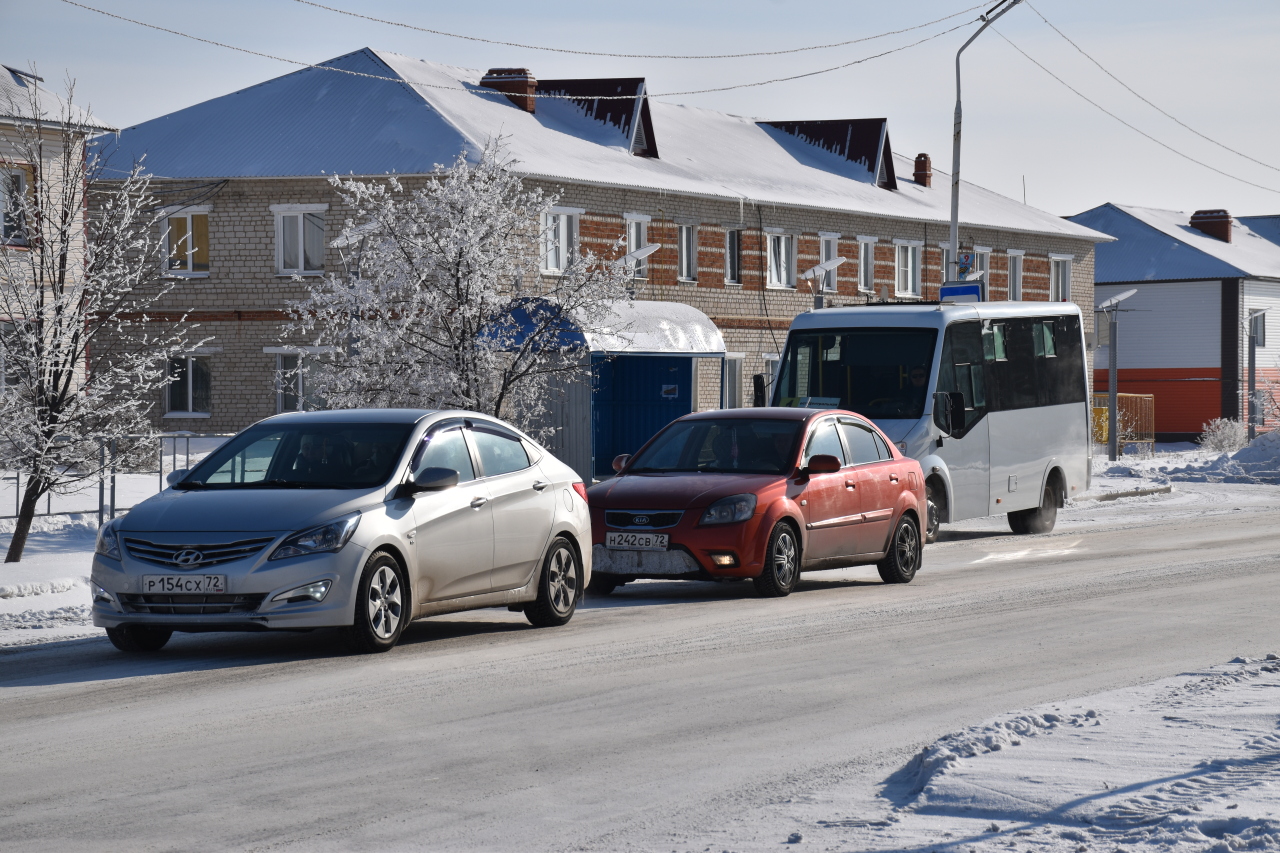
[1097,288,1137,461]
[1247,307,1270,441]
[948,0,1024,282]
[801,257,847,311]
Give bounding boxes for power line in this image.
[991,26,1280,196]
[291,0,987,60]
[57,0,976,101]
[1025,1,1280,174]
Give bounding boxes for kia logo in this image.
[174,549,204,567]
[633,515,650,525]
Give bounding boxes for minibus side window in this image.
[938,321,987,435]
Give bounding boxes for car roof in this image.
[263,408,439,425]
[679,407,854,423]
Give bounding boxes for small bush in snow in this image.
[1199,418,1248,453]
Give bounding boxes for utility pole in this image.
[1097,289,1137,462]
[1247,308,1270,441]
[948,0,1024,282]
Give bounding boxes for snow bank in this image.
[1164,431,1280,484]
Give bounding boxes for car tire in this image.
[1009,482,1059,535]
[753,522,800,598]
[525,537,582,628]
[342,550,408,654]
[105,624,172,653]
[877,514,921,584]
[925,482,941,544]
[587,574,622,596]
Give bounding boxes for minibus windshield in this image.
[774,327,939,420]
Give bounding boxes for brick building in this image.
[94,47,1108,472]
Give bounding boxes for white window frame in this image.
[271,203,327,277]
[161,204,212,278]
[164,350,218,418]
[624,214,649,279]
[677,223,697,282]
[1050,254,1073,302]
[721,354,745,409]
[541,207,583,274]
[819,232,840,292]
[857,236,877,293]
[973,246,991,300]
[1007,249,1025,300]
[893,239,923,298]
[939,241,954,282]
[724,228,743,285]
[2,168,28,245]
[765,230,794,289]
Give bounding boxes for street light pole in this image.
[948,0,1023,282]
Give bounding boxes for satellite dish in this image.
[622,243,661,262]
[1096,288,1137,311]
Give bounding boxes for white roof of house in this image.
[94,48,1107,243]
[1069,203,1280,283]
[0,65,112,131]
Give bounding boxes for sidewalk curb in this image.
[1074,484,1174,503]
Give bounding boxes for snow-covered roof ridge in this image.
[1071,202,1280,283]
[93,47,1108,242]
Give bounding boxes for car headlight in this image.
[95,519,121,561]
[272,580,332,603]
[699,494,757,526]
[269,514,361,561]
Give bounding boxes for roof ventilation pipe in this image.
[1189,209,1233,243]
[480,68,537,113]
[913,153,932,187]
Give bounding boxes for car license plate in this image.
[606,531,668,551]
[141,575,226,594]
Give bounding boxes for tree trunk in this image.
[5,474,47,563]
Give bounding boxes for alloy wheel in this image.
[895,520,919,570]
[366,565,402,640]
[773,530,798,587]
[546,545,578,615]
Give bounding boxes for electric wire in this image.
[991,26,1280,196]
[290,0,986,60]
[1025,1,1280,174]
[56,0,977,100]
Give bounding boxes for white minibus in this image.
[771,302,1091,540]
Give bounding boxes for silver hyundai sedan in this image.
[90,409,591,653]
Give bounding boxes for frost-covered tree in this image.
[0,76,197,562]
[287,141,631,434]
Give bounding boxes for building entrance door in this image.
[592,355,694,478]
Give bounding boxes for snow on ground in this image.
[734,658,1280,853]
[1091,432,1280,492]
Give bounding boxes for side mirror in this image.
[806,454,842,475]
[612,454,631,473]
[397,467,459,498]
[933,392,965,436]
[166,469,189,487]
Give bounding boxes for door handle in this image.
[844,480,856,490]
[469,496,489,508]
[531,480,550,491]
[889,474,899,483]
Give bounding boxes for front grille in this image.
[605,510,683,529]
[119,593,267,615]
[123,536,275,569]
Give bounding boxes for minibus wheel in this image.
[925,482,943,544]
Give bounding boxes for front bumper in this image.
[591,513,770,579]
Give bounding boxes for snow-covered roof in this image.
[93,48,1107,243]
[0,65,112,132]
[1069,203,1280,283]
[580,300,726,355]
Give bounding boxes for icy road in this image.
[1,484,1277,852]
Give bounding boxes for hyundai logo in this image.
[632,515,650,526]
[174,549,204,567]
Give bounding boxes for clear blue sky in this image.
[3,0,1277,218]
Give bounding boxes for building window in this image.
[677,224,697,282]
[857,237,877,293]
[721,356,743,409]
[276,354,306,413]
[164,209,210,276]
[542,210,579,273]
[819,233,840,292]
[2,169,27,243]
[973,248,991,299]
[766,233,793,288]
[940,243,954,282]
[1050,256,1072,301]
[725,229,743,285]
[167,355,211,415]
[625,217,648,278]
[272,204,327,275]
[1007,251,1024,300]
[895,242,922,297]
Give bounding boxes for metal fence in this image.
[1091,393,1156,452]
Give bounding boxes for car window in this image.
[412,425,475,483]
[872,431,892,460]
[627,418,802,474]
[471,427,530,477]
[186,423,413,489]
[839,420,880,465]
[804,420,845,466]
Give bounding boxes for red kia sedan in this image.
[586,408,926,597]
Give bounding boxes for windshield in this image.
[179,422,415,489]
[628,418,803,475]
[774,327,939,420]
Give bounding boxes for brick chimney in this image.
[480,68,537,114]
[913,153,932,188]
[1189,209,1233,243]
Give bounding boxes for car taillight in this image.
[572,482,589,503]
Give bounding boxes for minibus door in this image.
[935,321,991,522]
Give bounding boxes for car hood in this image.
[118,487,384,533]
[590,472,784,510]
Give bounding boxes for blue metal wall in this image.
[592,355,693,478]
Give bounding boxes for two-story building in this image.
[94,47,1109,476]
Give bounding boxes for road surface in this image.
[2,485,1277,851]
